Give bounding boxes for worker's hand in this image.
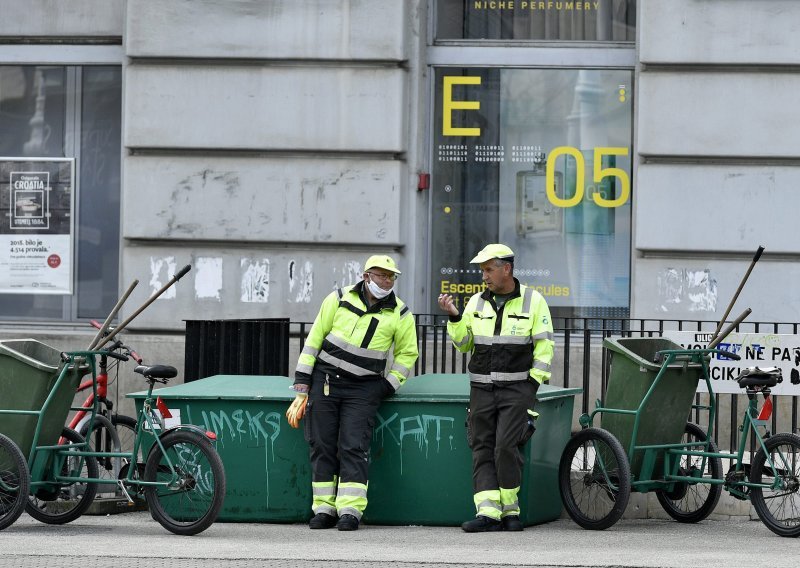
[286,392,308,428]
[438,294,459,317]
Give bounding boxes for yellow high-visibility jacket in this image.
[448,279,554,384]
[294,282,418,392]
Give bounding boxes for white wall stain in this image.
[149,256,177,300]
[288,260,313,303]
[194,257,222,300]
[241,258,270,303]
[331,260,362,291]
[657,268,717,312]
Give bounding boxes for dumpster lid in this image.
[127,375,297,401]
[127,374,582,402]
[400,374,581,402]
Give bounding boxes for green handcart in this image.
[0,266,228,535]
[558,335,800,537]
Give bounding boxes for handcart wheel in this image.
[26,427,99,524]
[749,432,800,537]
[0,433,30,531]
[558,427,631,530]
[655,422,722,523]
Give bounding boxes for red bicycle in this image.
[65,321,143,493]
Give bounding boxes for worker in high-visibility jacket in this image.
[438,243,554,532]
[286,254,418,531]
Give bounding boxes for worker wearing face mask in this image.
[286,255,418,531]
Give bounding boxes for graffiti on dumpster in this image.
[184,405,282,506]
[374,411,459,475]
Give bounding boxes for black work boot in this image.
[336,514,360,531]
[461,515,502,533]
[309,512,337,529]
[501,515,523,531]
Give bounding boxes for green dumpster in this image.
[129,375,311,522]
[0,339,90,460]
[129,373,580,526]
[601,337,703,479]
[366,373,581,526]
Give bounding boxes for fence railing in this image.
[292,316,800,451]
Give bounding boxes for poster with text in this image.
[0,158,74,294]
[662,331,800,396]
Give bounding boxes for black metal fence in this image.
[292,316,800,451]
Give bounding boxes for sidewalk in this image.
[3,511,799,568]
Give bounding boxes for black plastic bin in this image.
[184,318,290,382]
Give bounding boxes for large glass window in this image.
[0,65,121,320]
[436,0,636,41]
[431,67,633,318]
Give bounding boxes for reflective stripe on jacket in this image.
[294,281,418,392]
[447,279,554,384]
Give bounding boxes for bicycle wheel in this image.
[26,427,99,524]
[655,422,722,523]
[80,414,140,494]
[144,430,226,536]
[749,432,800,537]
[558,427,631,530]
[0,433,30,531]
[79,414,121,494]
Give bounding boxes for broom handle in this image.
[87,280,139,350]
[94,265,192,350]
[709,246,763,343]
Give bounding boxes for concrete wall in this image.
[632,0,800,323]
[0,0,123,37]
[120,0,422,328]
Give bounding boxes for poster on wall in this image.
[663,331,800,396]
[0,158,74,294]
[430,68,633,317]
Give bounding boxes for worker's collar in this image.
[480,277,521,301]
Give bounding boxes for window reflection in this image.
[431,68,633,318]
[0,66,65,158]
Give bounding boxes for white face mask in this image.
[366,276,393,299]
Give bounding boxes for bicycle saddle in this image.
[736,366,782,388]
[134,364,178,379]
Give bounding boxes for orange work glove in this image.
[286,392,308,428]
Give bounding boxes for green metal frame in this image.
[580,347,791,498]
[0,350,190,497]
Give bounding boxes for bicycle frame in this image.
[67,352,110,434]
[28,351,188,495]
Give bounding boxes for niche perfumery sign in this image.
[0,158,74,294]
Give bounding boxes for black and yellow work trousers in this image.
[304,367,386,520]
[468,379,539,520]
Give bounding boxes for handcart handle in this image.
[655,348,741,363]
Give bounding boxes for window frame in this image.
[0,45,123,322]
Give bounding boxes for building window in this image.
[0,65,121,320]
[430,67,633,318]
[435,0,636,41]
